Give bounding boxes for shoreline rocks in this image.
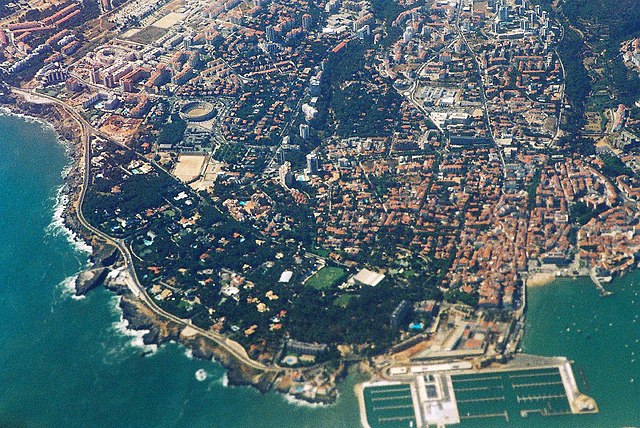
[119,293,282,392]
[1,93,336,405]
[75,268,108,296]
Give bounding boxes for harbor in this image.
[357,355,597,428]
[589,269,615,297]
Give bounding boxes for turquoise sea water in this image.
[0,113,638,427]
[0,114,363,428]
[521,277,640,427]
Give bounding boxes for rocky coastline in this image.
[115,289,282,394]
[1,92,345,404]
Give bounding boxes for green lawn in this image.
[306,267,346,290]
[311,248,330,257]
[333,294,354,308]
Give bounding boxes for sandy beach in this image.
[527,271,557,287]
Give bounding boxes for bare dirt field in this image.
[151,12,186,29]
[99,116,143,145]
[172,155,207,183]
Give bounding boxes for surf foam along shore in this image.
[56,273,86,301]
[2,92,346,407]
[111,296,158,355]
[2,102,283,398]
[47,183,93,257]
[4,107,93,301]
[0,108,92,262]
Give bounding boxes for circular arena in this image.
[179,101,216,122]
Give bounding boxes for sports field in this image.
[172,155,206,183]
[305,266,346,289]
[151,12,186,29]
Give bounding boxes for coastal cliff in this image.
[118,293,281,393]
[75,268,108,296]
[1,93,334,404]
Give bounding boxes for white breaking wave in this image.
[56,274,85,301]
[195,369,208,381]
[1,110,92,303]
[110,297,158,354]
[0,110,77,165]
[0,109,58,135]
[282,392,337,408]
[46,184,93,256]
[206,372,229,391]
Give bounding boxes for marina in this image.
[360,383,417,428]
[358,357,597,427]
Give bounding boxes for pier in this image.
[370,387,411,395]
[372,404,414,411]
[520,408,572,417]
[460,411,509,422]
[455,385,503,392]
[377,415,415,423]
[512,381,563,388]
[371,395,412,402]
[517,393,566,403]
[453,375,501,382]
[458,396,505,404]
[508,369,559,379]
[589,269,614,297]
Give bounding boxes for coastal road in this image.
[12,87,278,373]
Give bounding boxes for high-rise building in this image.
[390,300,412,329]
[357,25,370,40]
[100,0,112,12]
[306,152,320,176]
[498,6,509,22]
[299,123,310,140]
[302,14,312,31]
[65,77,82,92]
[90,68,100,85]
[325,0,339,13]
[266,25,276,42]
[403,26,413,43]
[309,76,321,96]
[104,73,115,88]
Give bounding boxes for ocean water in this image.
[461,277,640,428]
[521,277,640,427]
[0,113,363,428]
[0,112,638,428]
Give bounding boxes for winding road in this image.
[12,87,278,373]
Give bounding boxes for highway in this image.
[12,87,278,373]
